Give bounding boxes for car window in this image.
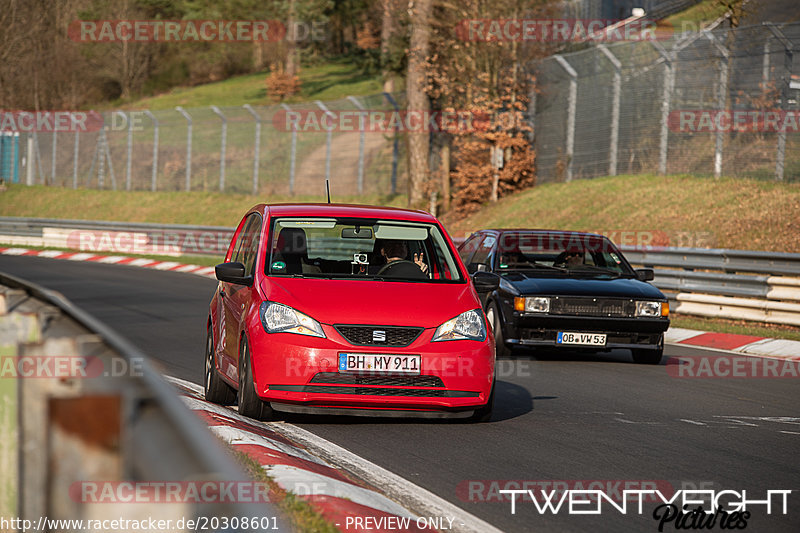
[266,217,464,282]
[237,214,262,277]
[458,234,482,266]
[469,235,496,271]
[227,215,250,262]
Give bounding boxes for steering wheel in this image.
[377,260,426,278]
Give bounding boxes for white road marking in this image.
[679,419,707,425]
[210,425,329,466]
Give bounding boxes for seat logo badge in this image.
[372,330,386,342]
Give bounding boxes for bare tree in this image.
[406,0,433,208]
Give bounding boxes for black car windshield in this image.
[266,217,464,282]
[494,232,635,277]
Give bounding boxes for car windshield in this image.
[266,217,464,282]
[495,232,635,277]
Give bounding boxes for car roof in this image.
[477,229,610,239]
[250,203,438,223]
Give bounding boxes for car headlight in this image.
[260,302,326,338]
[432,309,486,342]
[514,296,550,313]
[636,300,669,317]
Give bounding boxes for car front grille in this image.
[550,297,635,318]
[300,385,448,397]
[334,325,423,347]
[310,372,444,387]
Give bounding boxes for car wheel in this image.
[631,347,663,364]
[204,326,236,405]
[486,302,511,358]
[466,380,495,423]
[237,336,274,420]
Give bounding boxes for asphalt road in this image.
[2,255,798,532]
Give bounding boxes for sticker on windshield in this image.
[271,261,286,272]
[610,252,621,264]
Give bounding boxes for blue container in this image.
[0,132,20,183]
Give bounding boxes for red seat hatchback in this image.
[205,204,496,422]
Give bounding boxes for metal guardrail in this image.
[620,246,800,327]
[0,271,284,529]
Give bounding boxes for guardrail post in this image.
[175,107,193,192]
[281,103,297,195]
[211,106,227,192]
[243,104,261,196]
[765,24,793,181]
[143,110,159,191]
[314,100,334,186]
[347,96,367,194]
[598,45,621,177]
[554,54,577,182]
[383,92,400,194]
[705,31,729,179]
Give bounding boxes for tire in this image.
[486,302,511,358]
[467,380,495,423]
[204,326,236,405]
[237,336,274,420]
[631,347,663,364]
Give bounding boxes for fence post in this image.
[211,106,227,192]
[26,134,34,185]
[554,55,577,181]
[705,31,729,179]
[125,112,133,190]
[73,130,79,189]
[652,41,674,175]
[102,128,116,190]
[383,92,400,194]
[347,96,366,194]
[175,107,193,192]
[50,130,57,185]
[143,110,159,191]
[766,24,793,181]
[281,103,297,194]
[314,100,334,186]
[243,104,261,196]
[598,45,621,177]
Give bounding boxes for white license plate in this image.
[557,332,607,346]
[338,353,421,374]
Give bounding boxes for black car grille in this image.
[334,325,423,347]
[300,385,448,397]
[550,297,635,318]
[310,372,444,387]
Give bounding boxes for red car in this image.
[205,204,496,422]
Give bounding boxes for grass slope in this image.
[440,174,800,253]
[109,59,383,111]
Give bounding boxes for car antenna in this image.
[326,179,331,204]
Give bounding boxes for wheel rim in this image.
[204,333,213,391]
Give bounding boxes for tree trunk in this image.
[381,0,395,93]
[440,135,451,212]
[406,0,432,207]
[286,0,299,77]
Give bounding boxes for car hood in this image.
[502,273,666,299]
[261,278,478,328]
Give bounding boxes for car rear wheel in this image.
[204,326,236,405]
[238,336,274,420]
[466,380,495,423]
[486,302,511,358]
[631,347,664,364]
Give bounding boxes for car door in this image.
[222,213,261,378]
[469,234,497,308]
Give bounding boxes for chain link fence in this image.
[14,92,407,197]
[529,21,800,183]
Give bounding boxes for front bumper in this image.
[506,314,669,351]
[248,322,495,412]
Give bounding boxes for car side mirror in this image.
[215,261,253,286]
[473,271,500,293]
[636,268,655,281]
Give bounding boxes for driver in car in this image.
[380,240,429,276]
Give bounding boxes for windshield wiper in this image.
[567,265,624,278]
[503,262,566,272]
